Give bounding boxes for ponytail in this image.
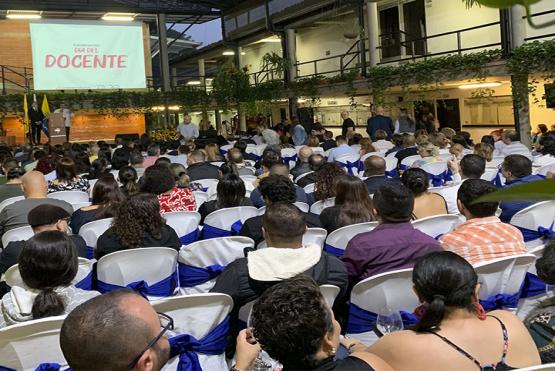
[175,171,190,188]
[414,294,446,332]
[32,288,65,319]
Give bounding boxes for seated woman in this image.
[169,163,203,192]
[47,156,90,193]
[359,138,377,157]
[198,174,252,224]
[226,148,254,176]
[0,231,100,328]
[70,175,125,234]
[307,135,321,148]
[312,163,345,203]
[412,141,442,167]
[205,143,224,162]
[368,251,540,370]
[320,175,375,234]
[234,275,393,371]
[526,239,555,363]
[0,158,24,203]
[88,158,111,180]
[474,143,495,168]
[401,168,447,219]
[141,164,196,213]
[118,165,139,197]
[95,193,181,260]
[534,135,555,167]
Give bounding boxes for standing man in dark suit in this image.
[363,155,399,194]
[28,101,44,145]
[366,106,394,141]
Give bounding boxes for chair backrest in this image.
[203,206,259,230]
[303,183,315,194]
[309,197,336,215]
[163,211,201,241]
[71,202,92,211]
[361,152,385,162]
[2,225,34,248]
[385,156,398,172]
[335,154,361,175]
[0,316,67,370]
[438,153,453,162]
[0,196,24,213]
[481,167,498,181]
[473,254,537,300]
[325,222,379,252]
[281,148,298,169]
[350,268,418,314]
[239,175,257,185]
[5,258,94,289]
[401,155,422,167]
[195,179,219,196]
[511,201,555,232]
[320,284,341,307]
[295,171,314,184]
[411,214,462,239]
[192,191,209,210]
[420,161,448,176]
[311,147,325,155]
[256,227,328,249]
[536,163,555,176]
[78,217,113,250]
[153,294,233,371]
[219,144,234,155]
[88,179,98,197]
[515,363,555,370]
[97,247,178,298]
[47,191,89,204]
[293,201,310,213]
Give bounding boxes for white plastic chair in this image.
[411,214,462,239]
[385,156,398,173]
[420,161,448,176]
[47,190,89,204]
[510,201,555,248]
[0,316,67,370]
[537,163,555,176]
[516,364,555,371]
[473,254,536,310]
[281,148,298,169]
[257,227,328,249]
[71,201,92,211]
[163,211,201,245]
[295,171,314,184]
[401,155,422,168]
[480,167,498,182]
[320,284,341,307]
[335,154,361,176]
[220,144,234,156]
[202,206,259,238]
[0,195,24,213]
[178,236,254,294]
[2,225,33,248]
[196,179,219,197]
[192,191,209,210]
[88,179,98,197]
[361,152,385,162]
[303,183,315,194]
[153,293,233,371]
[309,197,336,215]
[239,175,257,185]
[346,268,418,345]
[78,217,113,258]
[324,222,378,256]
[97,247,179,300]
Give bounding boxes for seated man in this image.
[0,204,88,275]
[211,203,347,336]
[499,154,544,223]
[440,179,526,265]
[327,135,357,163]
[60,289,170,371]
[0,171,73,235]
[321,130,337,151]
[290,146,313,180]
[186,150,221,181]
[394,134,418,165]
[234,140,259,162]
[438,154,485,214]
[363,155,399,194]
[342,184,441,285]
[296,153,325,188]
[499,130,532,159]
[241,174,321,245]
[250,164,308,208]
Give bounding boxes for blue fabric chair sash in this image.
[75,271,93,290]
[97,271,178,298]
[346,303,418,334]
[283,155,297,164]
[385,168,398,178]
[492,169,503,187]
[178,263,225,288]
[323,243,344,257]
[515,222,555,243]
[179,229,199,245]
[169,316,230,371]
[337,160,359,175]
[85,246,94,260]
[0,364,69,371]
[479,292,520,311]
[399,164,410,171]
[427,169,453,187]
[521,272,550,298]
[202,220,242,240]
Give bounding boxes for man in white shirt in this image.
[54,103,74,142]
[327,135,357,163]
[499,130,532,159]
[372,129,394,152]
[176,115,199,141]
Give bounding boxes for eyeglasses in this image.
[127,312,174,369]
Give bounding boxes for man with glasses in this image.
[61,290,171,371]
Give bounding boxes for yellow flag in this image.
[41,94,51,118]
[23,94,29,133]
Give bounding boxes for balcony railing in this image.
[523,8,555,42]
[1,65,33,94]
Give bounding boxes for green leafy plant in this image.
[260,52,289,78]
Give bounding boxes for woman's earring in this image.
[328,347,336,357]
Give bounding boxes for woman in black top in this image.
[95,193,180,260]
[198,174,252,224]
[319,175,375,234]
[234,276,392,371]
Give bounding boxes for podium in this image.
[48,113,66,145]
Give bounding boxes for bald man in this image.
[177,114,199,141]
[61,290,170,371]
[363,155,400,194]
[0,171,73,235]
[291,146,313,180]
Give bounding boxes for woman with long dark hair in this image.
[401,168,447,219]
[198,174,252,223]
[319,175,375,233]
[118,165,139,196]
[0,158,24,203]
[70,175,125,234]
[48,156,90,193]
[0,231,99,328]
[313,162,345,202]
[95,193,180,260]
[368,251,540,370]
[141,164,196,213]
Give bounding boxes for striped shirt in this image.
[439,216,527,265]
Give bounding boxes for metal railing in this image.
[523,8,555,41]
[248,68,282,85]
[295,38,362,78]
[1,65,33,94]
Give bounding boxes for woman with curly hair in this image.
[140,164,196,213]
[313,162,345,202]
[95,193,180,260]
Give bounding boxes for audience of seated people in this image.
[439,179,527,264]
[186,150,221,181]
[226,148,255,176]
[251,163,308,208]
[372,129,394,152]
[401,168,448,219]
[394,133,418,164]
[47,156,90,193]
[438,154,485,214]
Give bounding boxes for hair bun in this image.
[433,294,446,302]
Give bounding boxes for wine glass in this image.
[376,307,404,335]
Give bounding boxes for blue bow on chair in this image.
[74,271,93,291]
[179,229,199,245]
[520,272,551,299]
[283,154,297,165]
[426,169,453,187]
[202,220,243,240]
[479,291,521,311]
[323,243,344,257]
[337,160,360,175]
[385,168,398,178]
[97,271,178,298]
[169,316,230,371]
[515,222,555,243]
[0,363,70,371]
[178,263,225,288]
[85,246,94,259]
[346,303,418,334]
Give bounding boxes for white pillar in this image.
[285,28,297,81]
[510,5,526,49]
[365,1,380,67]
[198,58,206,87]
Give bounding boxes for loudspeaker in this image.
[115,134,140,142]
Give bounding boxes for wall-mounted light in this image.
[297,98,307,103]
[187,81,201,86]
[259,36,281,43]
[102,13,135,21]
[458,82,502,90]
[222,50,235,56]
[6,10,41,19]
